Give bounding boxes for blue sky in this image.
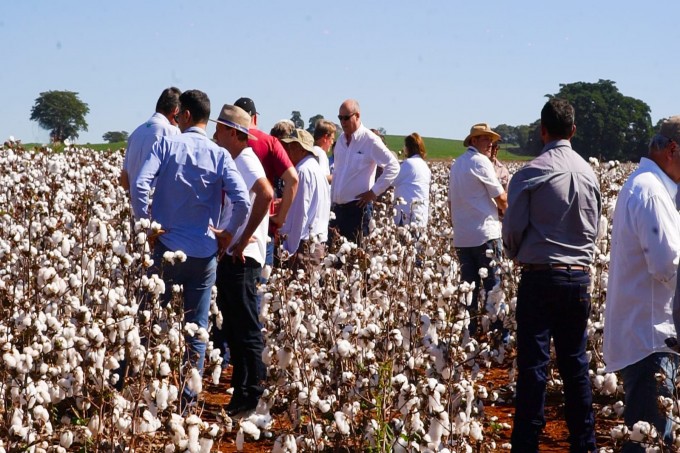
[2,1,679,144]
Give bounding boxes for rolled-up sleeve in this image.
[370,140,399,196]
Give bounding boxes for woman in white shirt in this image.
[393,133,431,226]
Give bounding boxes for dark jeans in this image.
[620,352,679,452]
[511,268,596,453]
[329,201,373,246]
[215,257,266,405]
[152,242,217,402]
[456,238,502,336]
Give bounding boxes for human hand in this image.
[356,190,377,208]
[209,226,233,261]
[147,229,166,250]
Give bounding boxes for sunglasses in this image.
[337,112,357,122]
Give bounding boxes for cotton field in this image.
[0,143,650,451]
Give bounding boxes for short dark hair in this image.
[179,90,210,124]
[155,87,182,115]
[541,98,575,139]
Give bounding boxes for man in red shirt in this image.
[234,97,299,269]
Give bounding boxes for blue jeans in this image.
[620,353,679,452]
[330,201,373,246]
[456,238,502,336]
[511,268,596,453]
[152,242,216,402]
[215,257,266,405]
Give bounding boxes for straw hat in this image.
[463,123,501,147]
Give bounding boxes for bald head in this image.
[338,99,361,137]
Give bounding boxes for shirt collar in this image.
[183,126,206,136]
[639,157,679,201]
[540,139,572,154]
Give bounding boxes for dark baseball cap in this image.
[234,97,257,116]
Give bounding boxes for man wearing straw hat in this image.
[448,123,507,337]
[211,104,274,417]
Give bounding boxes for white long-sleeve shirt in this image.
[279,155,330,254]
[604,157,680,372]
[331,124,399,204]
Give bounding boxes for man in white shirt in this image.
[312,119,335,184]
[120,87,181,192]
[279,128,330,269]
[211,104,274,417]
[330,99,399,245]
[449,123,507,337]
[604,116,680,450]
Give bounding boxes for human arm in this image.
[501,174,528,260]
[271,166,298,227]
[279,171,310,255]
[369,138,400,197]
[130,140,163,220]
[119,169,130,191]
[230,177,274,262]
[635,195,680,289]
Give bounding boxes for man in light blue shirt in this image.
[120,87,182,192]
[131,89,250,409]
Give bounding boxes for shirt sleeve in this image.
[221,153,251,236]
[370,138,400,196]
[269,137,294,178]
[634,194,680,289]
[474,157,504,199]
[280,168,311,254]
[502,171,529,260]
[130,138,164,219]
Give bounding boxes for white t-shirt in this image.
[218,147,269,266]
[449,147,504,247]
[314,145,331,177]
[393,155,431,226]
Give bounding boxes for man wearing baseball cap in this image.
[449,122,507,338]
[235,97,299,269]
[211,104,274,417]
[278,128,330,268]
[603,115,680,450]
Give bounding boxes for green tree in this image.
[102,131,129,143]
[550,80,652,160]
[290,111,304,129]
[30,90,90,143]
[493,124,518,145]
[307,114,324,134]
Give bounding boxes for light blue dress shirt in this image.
[131,127,250,258]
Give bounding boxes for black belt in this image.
[521,263,590,272]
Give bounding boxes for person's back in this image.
[121,87,181,191]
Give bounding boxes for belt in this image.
[521,263,590,272]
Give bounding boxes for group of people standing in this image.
[453,97,680,452]
[120,87,680,451]
[119,89,433,417]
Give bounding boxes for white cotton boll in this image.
[137,232,147,245]
[163,251,175,264]
[277,346,294,369]
[156,386,169,411]
[199,438,214,453]
[335,339,353,358]
[629,421,656,443]
[174,250,187,263]
[212,365,221,385]
[186,368,202,395]
[334,411,350,435]
[185,323,199,337]
[478,267,488,279]
[469,420,483,441]
[610,424,628,440]
[241,419,261,440]
[196,328,209,343]
[602,373,617,395]
[159,362,171,377]
[60,430,74,448]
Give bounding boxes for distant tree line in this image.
[494,79,654,161]
[29,81,653,160]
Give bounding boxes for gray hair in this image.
[649,134,672,153]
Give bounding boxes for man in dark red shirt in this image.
[234,97,299,268]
